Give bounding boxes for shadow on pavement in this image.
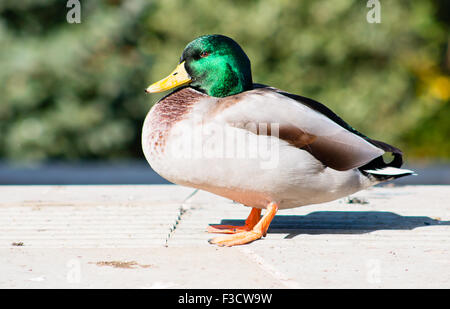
[217,211,450,239]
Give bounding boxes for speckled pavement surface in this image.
[0,185,449,288]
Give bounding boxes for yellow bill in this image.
[145,61,192,93]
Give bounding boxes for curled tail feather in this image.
[359,139,415,181]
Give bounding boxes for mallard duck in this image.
[142,34,414,246]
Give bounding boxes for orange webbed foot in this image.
[207,207,261,234]
[208,202,278,247]
[207,224,252,234]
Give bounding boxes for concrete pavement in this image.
[0,185,449,288]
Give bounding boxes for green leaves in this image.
[0,0,448,162]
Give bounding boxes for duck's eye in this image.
[200,51,210,58]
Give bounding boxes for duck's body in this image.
[143,85,387,210]
[143,35,414,246]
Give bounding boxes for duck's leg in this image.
[207,207,261,234]
[208,202,278,247]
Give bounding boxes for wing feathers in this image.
[215,87,385,171]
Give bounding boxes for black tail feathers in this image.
[359,139,415,181]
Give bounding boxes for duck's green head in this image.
[146,35,253,97]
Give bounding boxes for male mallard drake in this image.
[142,34,414,246]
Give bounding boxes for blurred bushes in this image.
[0,0,449,163]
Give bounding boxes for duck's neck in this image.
[190,60,253,98]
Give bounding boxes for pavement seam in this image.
[164,189,199,247]
[238,247,302,289]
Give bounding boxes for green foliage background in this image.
[0,0,449,163]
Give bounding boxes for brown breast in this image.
[143,87,206,155]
